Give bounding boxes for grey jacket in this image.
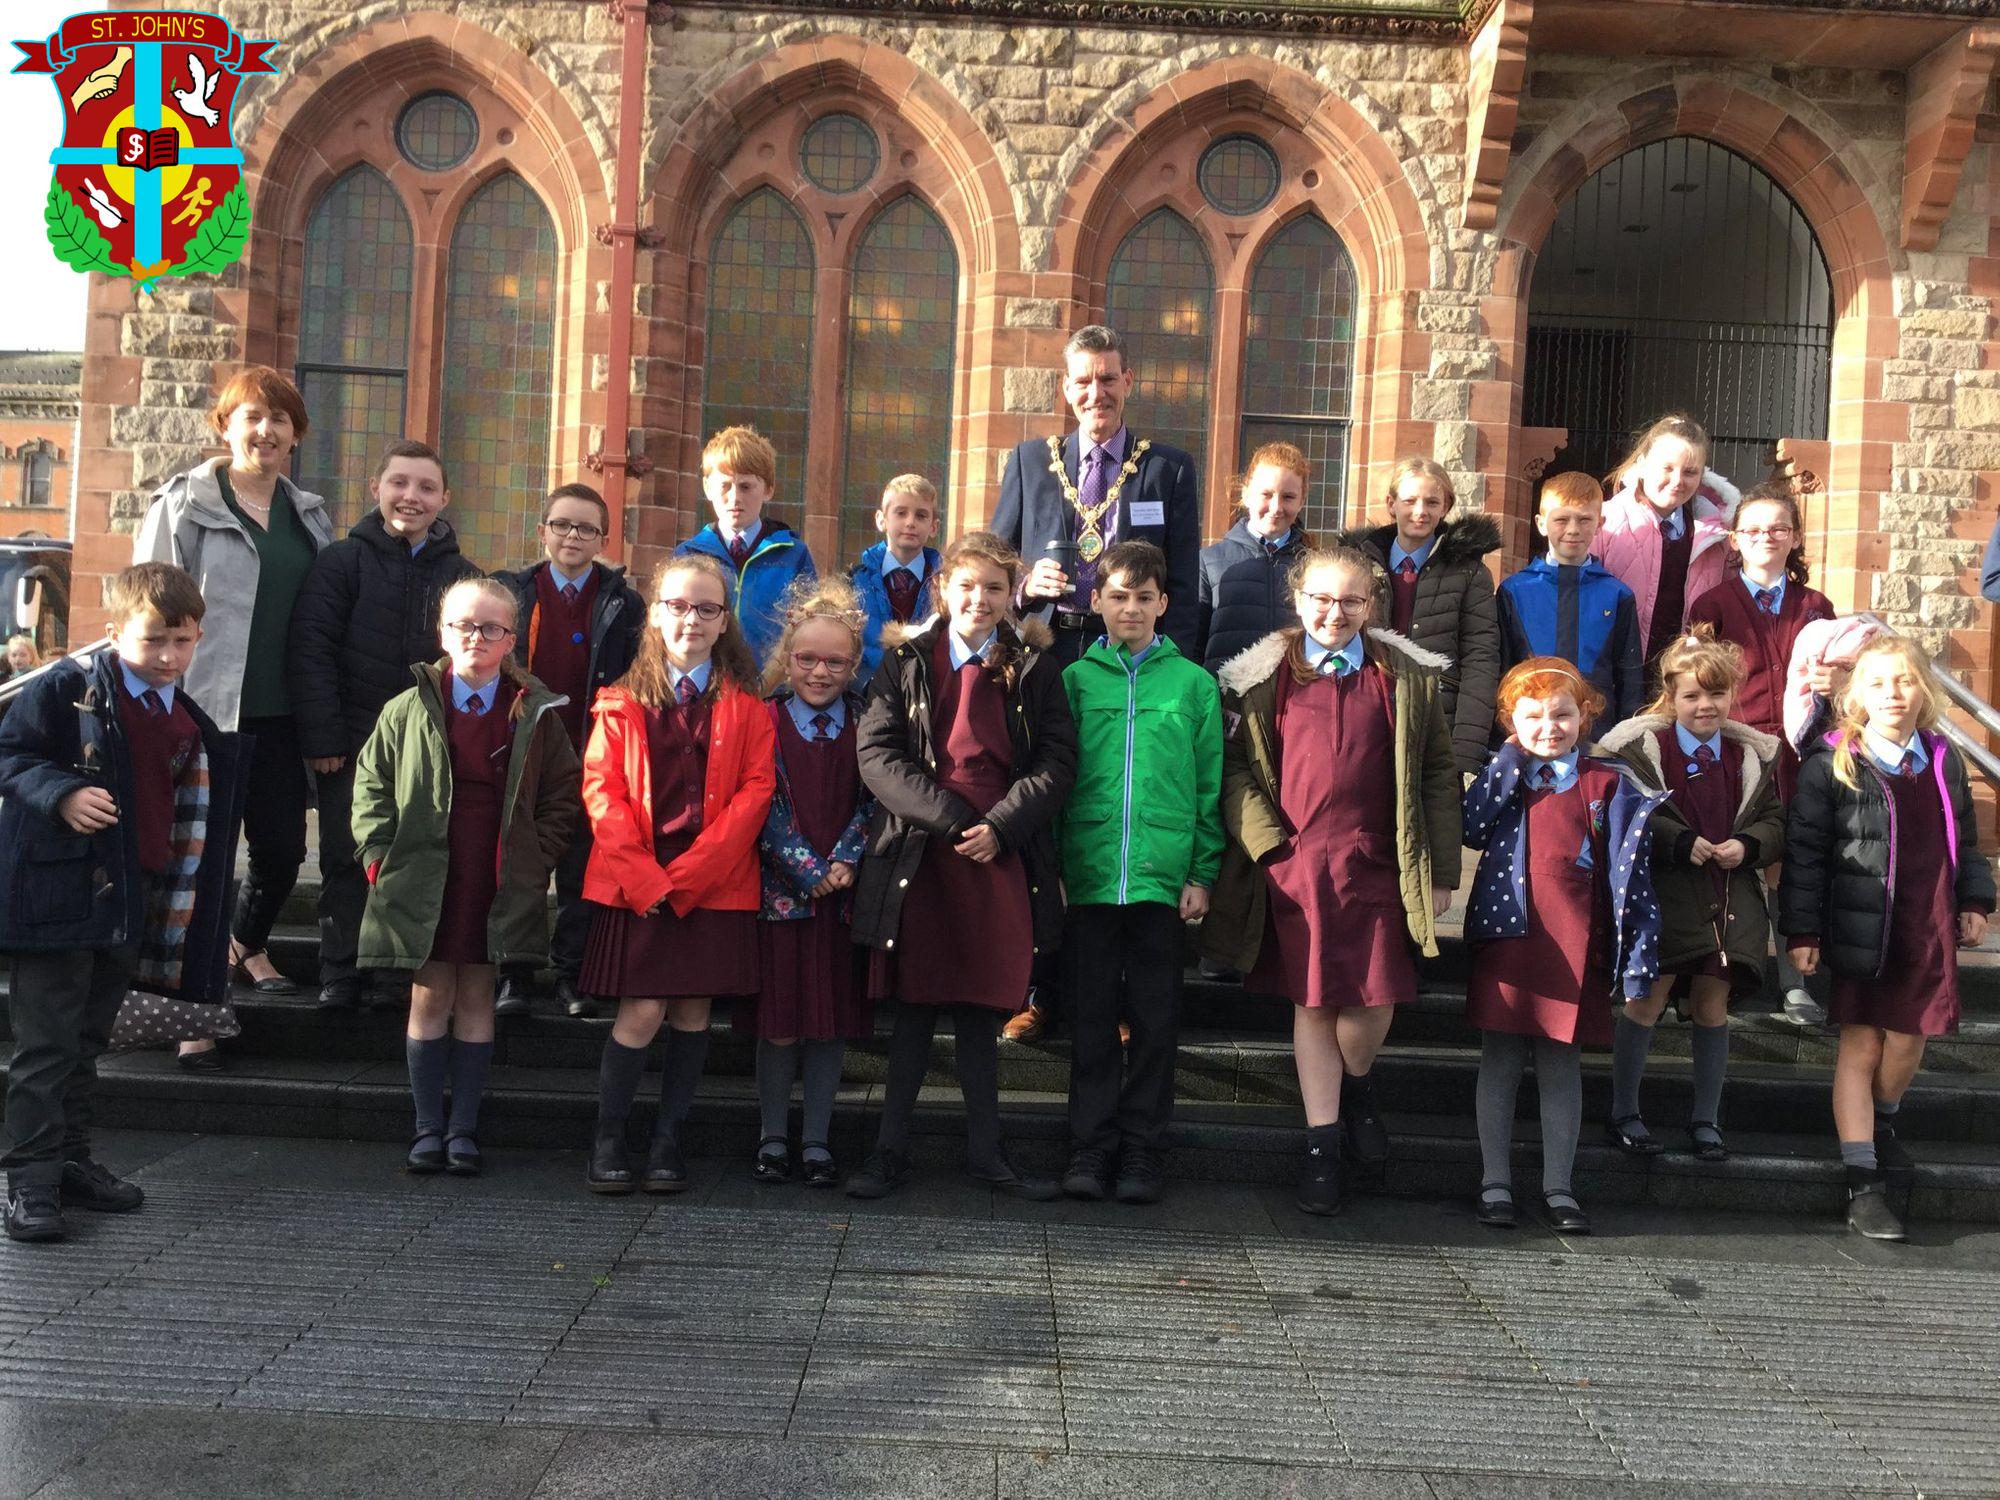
[133,457,334,730]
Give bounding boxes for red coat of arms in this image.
[13,11,277,289]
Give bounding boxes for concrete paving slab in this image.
[996,1451,1431,1498]
[532,1433,998,1499]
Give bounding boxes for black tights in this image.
[875,1004,1002,1172]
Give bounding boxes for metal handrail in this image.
[0,638,108,708]
[1853,612,2000,788]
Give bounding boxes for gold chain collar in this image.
[1046,433,1150,563]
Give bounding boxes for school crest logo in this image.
[14,11,276,290]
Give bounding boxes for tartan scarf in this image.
[133,736,211,991]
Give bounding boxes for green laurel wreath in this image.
[177,183,250,276]
[43,179,125,277]
[42,179,252,285]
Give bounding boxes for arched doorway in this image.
[1522,136,1833,488]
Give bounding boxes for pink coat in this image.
[1590,468,1741,648]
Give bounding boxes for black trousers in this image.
[232,715,311,954]
[312,760,367,988]
[1063,901,1183,1153]
[3,944,138,1182]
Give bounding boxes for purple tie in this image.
[1899,757,1920,779]
[140,689,166,717]
[811,710,833,741]
[884,568,919,623]
[727,534,750,568]
[1536,765,1557,788]
[1071,446,1111,603]
[1755,587,1780,616]
[1693,744,1715,768]
[1397,558,1418,583]
[676,676,698,708]
[465,692,485,717]
[561,582,579,602]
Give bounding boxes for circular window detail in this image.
[1198,135,1280,216]
[800,114,879,195]
[396,93,479,172]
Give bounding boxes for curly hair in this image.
[760,574,867,696]
[1643,621,1743,718]
[1496,655,1606,729]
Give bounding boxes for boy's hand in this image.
[1430,886,1452,919]
[1178,884,1209,922]
[1960,911,1988,947]
[1688,836,1716,866]
[955,823,1000,863]
[1710,839,1746,869]
[58,785,118,833]
[1789,943,1819,977]
[308,756,346,775]
[1023,558,1069,603]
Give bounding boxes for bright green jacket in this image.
[1058,635,1224,907]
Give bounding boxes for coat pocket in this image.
[16,845,99,929]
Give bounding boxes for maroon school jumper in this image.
[1388,557,1420,636]
[1646,510,1697,663]
[429,682,516,964]
[1831,764,1961,1036]
[1467,760,1621,1046]
[747,708,870,1041]
[114,686,199,874]
[886,634,1034,1012]
[1655,727,1742,987]
[1686,578,1835,801]
[578,690,759,998]
[531,567,600,750]
[1252,662,1415,1010]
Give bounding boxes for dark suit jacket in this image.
[992,429,1201,652]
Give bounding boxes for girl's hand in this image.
[806,877,836,899]
[1789,943,1819,977]
[646,896,668,916]
[826,862,856,891]
[1959,911,1989,947]
[1806,660,1838,695]
[1688,836,1716,866]
[1710,839,1746,870]
[308,755,346,775]
[1178,884,1210,922]
[1430,886,1452,919]
[955,823,999,863]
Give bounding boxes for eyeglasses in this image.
[544,519,605,540]
[791,651,855,676]
[1735,527,1794,540]
[444,621,515,642]
[659,599,725,621]
[1299,592,1372,615]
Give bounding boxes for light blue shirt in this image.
[549,562,591,597]
[1526,749,1580,793]
[1674,722,1725,762]
[1863,727,1929,778]
[721,520,762,553]
[1253,526,1293,551]
[668,660,713,697]
[1659,505,1688,542]
[1741,571,1786,613]
[1303,636,1361,678]
[1389,536,1436,574]
[451,673,501,714]
[1097,634,1159,671]
[948,630,996,671]
[886,552,930,587]
[786,695,845,740]
[119,663,173,712]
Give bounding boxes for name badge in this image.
[1129,500,1166,527]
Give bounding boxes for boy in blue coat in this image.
[1495,472,1643,741]
[0,564,249,1241]
[675,425,816,667]
[849,473,942,686]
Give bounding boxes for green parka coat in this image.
[352,659,582,971]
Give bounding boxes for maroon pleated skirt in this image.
[579,902,758,999]
[741,906,871,1040]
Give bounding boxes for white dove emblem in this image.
[81,178,124,229]
[173,53,220,128]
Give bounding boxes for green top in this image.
[217,466,317,719]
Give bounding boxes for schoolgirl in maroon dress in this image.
[1780,636,1994,1241]
[845,530,1077,1201]
[579,554,777,1196]
[352,578,581,1178]
[1463,658,1666,1235]
[746,578,875,1187]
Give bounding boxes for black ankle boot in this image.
[644,1132,689,1193]
[1296,1128,1341,1216]
[1341,1073,1388,1168]
[586,1128,633,1195]
[1845,1165,1906,1241]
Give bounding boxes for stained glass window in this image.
[701,189,815,514]
[397,93,478,172]
[1242,215,1357,537]
[1106,210,1213,481]
[841,197,957,566]
[439,172,557,568]
[1199,136,1280,216]
[295,166,412,526]
[801,114,878,195]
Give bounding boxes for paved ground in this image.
[3,1131,1999,1497]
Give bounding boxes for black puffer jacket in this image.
[288,513,482,759]
[1196,521,1311,673]
[850,615,1077,953]
[1334,516,1502,775]
[490,559,645,704]
[1779,732,1994,977]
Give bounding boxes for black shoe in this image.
[176,1047,225,1073]
[800,1149,839,1188]
[586,1129,633,1195]
[558,977,598,1019]
[1476,1183,1517,1228]
[1296,1136,1341,1216]
[4,1181,65,1242]
[232,948,299,996]
[445,1135,482,1177]
[406,1133,446,1174]
[1606,1115,1666,1157]
[752,1136,791,1184]
[1847,1166,1906,1241]
[494,976,532,1018]
[845,1148,910,1199]
[1687,1121,1729,1162]
[317,979,362,1011]
[1061,1148,1111,1201]
[1340,1075,1388,1168]
[643,1133,689,1193]
[1114,1145,1164,1205]
[59,1158,143,1213]
[1542,1193,1593,1235]
[969,1162,1060,1201]
[1875,1125,1916,1186]
[366,976,409,1014]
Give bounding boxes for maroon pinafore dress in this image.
[1831,763,1961,1036]
[748,710,871,1040]
[429,683,516,965]
[881,635,1035,1012]
[1467,761,1620,1046]
[1251,663,1416,1010]
[1656,727,1743,988]
[578,695,759,998]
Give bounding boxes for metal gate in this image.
[1522,136,1833,489]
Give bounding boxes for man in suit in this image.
[993,325,1202,668]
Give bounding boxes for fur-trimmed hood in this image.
[1334,513,1503,571]
[1216,625,1452,698]
[880,613,1053,655]
[1597,712,1779,821]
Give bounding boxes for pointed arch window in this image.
[1105,210,1214,482]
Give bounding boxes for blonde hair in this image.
[1644,622,1743,718]
[1497,655,1606,728]
[1829,635,1944,790]
[761,575,867,696]
[700,424,778,488]
[880,473,937,511]
[1611,413,1709,492]
[621,553,760,707]
[440,576,520,628]
[1385,456,1456,513]
[1284,544,1383,683]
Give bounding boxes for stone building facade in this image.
[61,0,2000,713]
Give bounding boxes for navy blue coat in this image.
[1495,557,1644,740]
[1195,521,1310,674]
[0,650,249,1001]
[1461,741,1667,999]
[993,430,1201,653]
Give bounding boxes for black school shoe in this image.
[407,1134,446,1175]
[752,1137,791,1184]
[557,977,598,1019]
[586,1130,634,1195]
[493,975,533,1018]
[317,979,362,1011]
[643,1133,689,1193]
[969,1161,1060,1201]
[1061,1148,1111,1201]
[845,1148,910,1199]
[445,1136,482,1177]
[1114,1145,1164,1206]
[60,1158,143,1213]
[4,1180,65,1243]
[1846,1166,1907,1241]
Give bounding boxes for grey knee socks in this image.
[446,1039,494,1138]
[655,1027,712,1142]
[1610,1014,1655,1134]
[595,1038,648,1133]
[1690,1022,1729,1129]
[756,1039,800,1141]
[407,1036,449,1138]
[801,1040,845,1158]
[1476,1031,1530,1193]
[1533,1037,1583,1200]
